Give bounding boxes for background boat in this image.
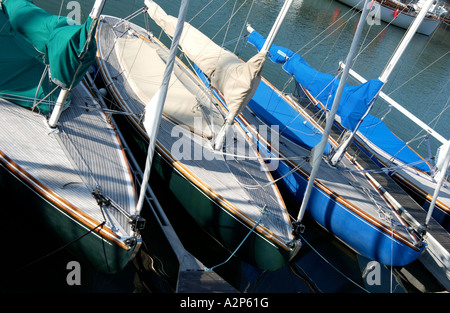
[337,0,444,35]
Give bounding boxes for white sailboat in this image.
[95,0,301,271]
[337,0,444,35]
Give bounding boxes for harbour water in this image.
[2,0,448,294]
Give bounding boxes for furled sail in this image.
[0,0,98,114]
[146,0,265,122]
[247,29,431,173]
[248,30,384,133]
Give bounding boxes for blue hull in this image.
[195,66,423,266]
[271,153,422,266]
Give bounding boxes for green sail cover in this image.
[0,0,97,114]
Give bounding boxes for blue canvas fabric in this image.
[247,30,294,64]
[359,115,432,173]
[247,29,430,173]
[248,30,383,132]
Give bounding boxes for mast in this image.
[48,0,106,128]
[379,0,435,83]
[260,0,292,54]
[213,0,293,150]
[297,0,372,222]
[425,140,450,227]
[136,0,190,215]
[329,0,436,165]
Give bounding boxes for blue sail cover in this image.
[359,115,432,173]
[248,30,383,132]
[248,30,431,173]
[247,30,294,64]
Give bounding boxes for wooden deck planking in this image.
[97,16,294,243]
[0,84,136,237]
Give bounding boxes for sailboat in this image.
[247,38,449,232]
[336,0,444,35]
[193,0,430,267]
[95,0,301,271]
[0,0,144,273]
[237,0,449,288]
[242,0,450,233]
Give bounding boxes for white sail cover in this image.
[146,0,265,121]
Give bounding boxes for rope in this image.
[209,145,305,162]
[206,206,267,272]
[289,262,321,293]
[336,156,434,175]
[112,6,147,28]
[0,92,54,106]
[17,221,106,271]
[298,233,370,293]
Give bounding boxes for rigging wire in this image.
[386,50,450,98]
[294,0,362,57]
[17,221,106,271]
[233,0,256,54]
[221,0,239,49]
[297,232,370,293]
[205,207,267,272]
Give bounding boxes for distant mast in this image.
[329,0,436,166]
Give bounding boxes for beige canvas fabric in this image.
[147,1,265,122]
[115,37,223,138]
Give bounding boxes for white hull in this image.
[338,0,440,35]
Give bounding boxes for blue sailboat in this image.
[246,1,449,231]
[193,1,428,267]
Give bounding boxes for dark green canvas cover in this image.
[0,0,97,114]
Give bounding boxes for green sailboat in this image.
[95,0,301,271]
[0,0,143,273]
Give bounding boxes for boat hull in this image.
[392,175,450,232]
[269,151,422,266]
[337,0,440,35]
[0,153,138,274]
[348,131,450,233]
[95,14,300,271]
[103,108,296,271]
[195,67,423,266]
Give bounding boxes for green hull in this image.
[0,158,139,274]
[113,113,296,271]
